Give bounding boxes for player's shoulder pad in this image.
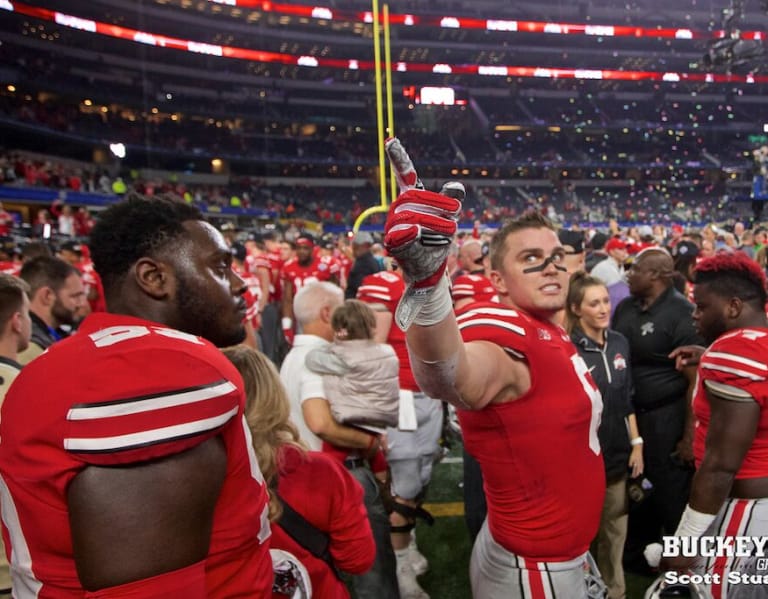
[701,328,768,384]
[456,302,531,357]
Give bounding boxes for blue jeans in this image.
[347,465,400,599]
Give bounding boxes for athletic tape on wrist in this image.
[674,504,717,539]
[413,275,452,326]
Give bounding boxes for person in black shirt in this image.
[611,248,703,576]
[345,231,381,299]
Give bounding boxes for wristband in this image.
[281,317,293,329]
[630,436,644,446]
[412,275,453,326]
[674,504,717,539]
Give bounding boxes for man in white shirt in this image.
[279,281,399,599]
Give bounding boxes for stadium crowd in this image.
[0,148,755,235]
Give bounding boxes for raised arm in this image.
[384,188,516,410]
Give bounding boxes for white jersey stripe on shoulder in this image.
[0,475,43,598]
[701,363,766,381]
[358,284,390,293]
[705,351,768,372]
[67,381,237,421]
[459,318,526,337]
[64,406,239,452]
[456,306,520,321]
[358,292,392,302]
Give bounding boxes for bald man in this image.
[455,239,484,278]
[611,249,704,576]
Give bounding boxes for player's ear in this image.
[35,286,55,308]
[134,258,171,300]
[320,303,333,323]
[10,310,23,335]
[489,270,507,296]
[727,296,743,320]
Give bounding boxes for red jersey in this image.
[357,271,419,391]
[336,252,352,283]
[0,261,21,277]
[0,313,272,597]
[232,263,262,327]
[244,252,262,277]
[0,210,14,236]
[456,302,604,561]
[693,328,768,479]
[451,273,496,303]
[77,259,106,313]
[272,447,375,599]
[281,256,337,296]
[265,249,284,303]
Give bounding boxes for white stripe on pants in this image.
[695,496,768,599]
[470,519,593,599]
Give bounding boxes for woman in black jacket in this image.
[565,272,644,599]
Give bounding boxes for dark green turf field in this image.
[414,447,656,599]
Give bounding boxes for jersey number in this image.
[89,325,204,348]
[570,355,603,455]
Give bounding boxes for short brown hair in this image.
[489,211,556,271]
[0,274,30,329]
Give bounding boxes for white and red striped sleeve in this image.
[64,346,244,465]
[451,274,496,302]
[700,330,768,406]
[357,272,402,312]
[456,303,529,359]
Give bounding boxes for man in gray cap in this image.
[345,230,381,298]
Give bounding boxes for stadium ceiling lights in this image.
[205,0,763,42]
[6,1,768,84]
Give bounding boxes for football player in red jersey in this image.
[0,239,21,278]
[0,195,272,598]
[385,196,605,598]
[58,241,107,316]
[281,233,339,343]
[0,203,15,237]
[660,253,768,598]
[230,241,262,350]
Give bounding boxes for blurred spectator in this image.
[31,209,53,239]
[0,203,14,236]
[345,231,380,299]
[17,256,85,364]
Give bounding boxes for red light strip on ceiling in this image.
[206,0,764,41]
[5,1,768,84]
